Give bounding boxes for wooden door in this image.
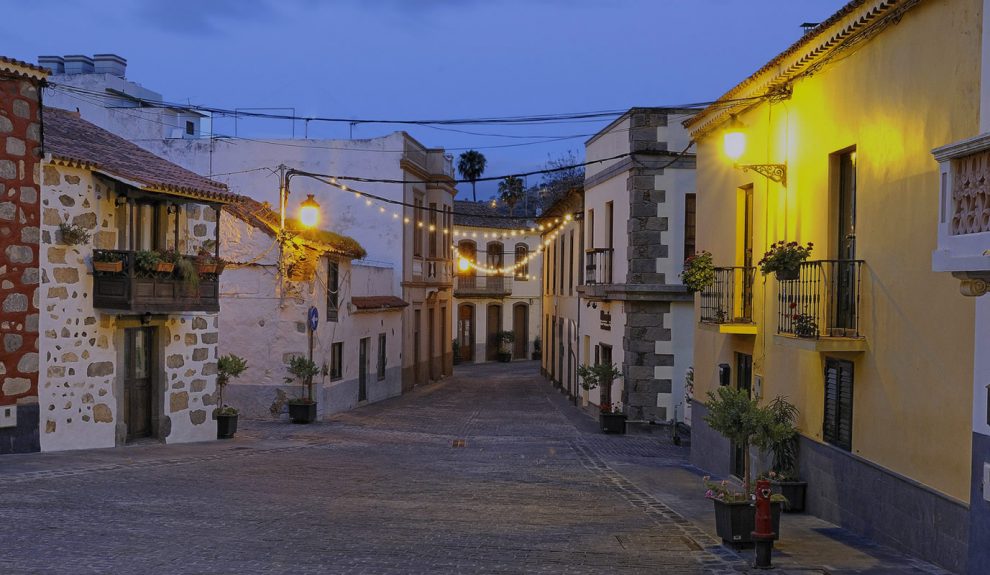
[359,337,369,402]
[835,150,857,332]
[125,327,154,440]
[513,303,528,359]
[486,304,501,361]
[457,304,474,361]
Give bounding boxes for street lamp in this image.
[721,115,787,186]
[278,165,321,232]
[299,194,320,228]
[458,256,471,272]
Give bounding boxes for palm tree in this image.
[498,175,524,215]
[457,150,487,202]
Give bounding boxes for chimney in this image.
[63,55,94,75]
[38,55,65,74]
[93,54,126,77]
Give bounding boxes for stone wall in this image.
[0,72,43,454]
[622,301,671,422]
[38,163,218,450]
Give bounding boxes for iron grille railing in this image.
[700,267,755,324]
[584,248,613,285]
[454,274,511,297]
[777,260,864,338]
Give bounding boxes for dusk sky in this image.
[6,0,847,199]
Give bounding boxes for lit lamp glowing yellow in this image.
[458,256,471,272]
[723,115,746,161]
[299,194,320,228]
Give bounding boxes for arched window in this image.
[514,243,529,279]
[487,241,504,273]
[457,240,476,276]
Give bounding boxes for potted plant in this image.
[215,354,248,439]
[92,249,125,273]
[577,362,623,432]
[703,476,783,544]
[495,330,515,362]
[680,250,715,292]
[704,386,765,491]
[285,355,320,424]
[452,339,461,365]
[58,222,91,246]
[758,241,813,280]
[135,250,163,274]
[195,247,225,275]
[761,396,806,512]
[599,401,627,434]
[174,256,200,295]
[531,337,542,360]
[792,311,818,338]
[157,248,180,274]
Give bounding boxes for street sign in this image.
[308,306,319,331]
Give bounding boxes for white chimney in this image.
[93,54,126,77]
[63,55,94,75]
[38,56,64,74]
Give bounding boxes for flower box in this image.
[196,263,218,275]
[711,499,782,544]
[154,262,175,273]
[775,268,800,281]
[288,401,317,424]
[772,480,806,513]
[600,412,626,434]
[93,260,123,273]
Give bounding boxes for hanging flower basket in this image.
[775,268,800,281]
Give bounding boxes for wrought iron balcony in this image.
[700,267,755,324]
[454,274,512,298]
[92,249,220,313]
[777,260,864,338]
[584,248,614,285]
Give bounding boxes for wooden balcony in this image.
[92,250,220,313]
[454,274,511,298]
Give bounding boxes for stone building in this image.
[37,107,239,450]
[579,108,696,424]
[451,201,542,364]
[0,57,47,454]
[219,198,405,418]
[40,56,457,393]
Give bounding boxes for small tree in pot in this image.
[760,396,806,512]
[494,330,515,362]
[577,362,624,433]
[285,355,320,424]
[215,354,247,439]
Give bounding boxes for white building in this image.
[220,198,404,418]
[41,54,457,398]
[578,108,697,424]
[451,201,542,364]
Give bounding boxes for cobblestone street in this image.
[0,361,950,574]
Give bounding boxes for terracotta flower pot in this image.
[93,260,123,273]
[154,262,175,273]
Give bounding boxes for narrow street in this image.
[0,362,948,574]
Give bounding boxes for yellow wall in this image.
[693,0,980,501]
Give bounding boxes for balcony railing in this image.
[585,248,614,285]
[454,274,512,298]
[92,249,220,313]
[777,260,864,338]
[700,267,755,324]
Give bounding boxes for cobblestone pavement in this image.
[0,361,950,574]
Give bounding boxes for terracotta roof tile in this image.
[351,296,409,311]
[223,196,366,259]
[0,56,49,79]
[43,107,237,203]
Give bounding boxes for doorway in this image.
[741,185,754,320]
[457,304,474,362]
[598,344,613,405]
[486,304,502,361]
[359,337,369,402]
[834,149,857,332]
[124,327,155,441]
[512,303,528,359]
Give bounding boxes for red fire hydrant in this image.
[752,479,776,569]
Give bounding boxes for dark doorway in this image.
[457,304,474,362]
[599,344,613,405]
[124,327,154,441]
[359,337,369,402]
[486,304,502,361]
[413,309,421,387]
[512,303,528,359]
[835,149,857,333]
[731,352,753,480]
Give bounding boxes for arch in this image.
[486,241,504,272]
[514,243,529,279]
[457,240,477,276]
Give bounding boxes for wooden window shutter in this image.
[824,358,854,451]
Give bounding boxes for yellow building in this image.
[687,1,979,571]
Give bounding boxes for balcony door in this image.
[834,150,857,333]
[124,327,155,441]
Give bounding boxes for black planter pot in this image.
[711,499,782,544]
[216,413,238,439]
[600,413,626,434]
[531,351,541,360]
[773,480,807,513]
[497,352,512,363]
[288,402,317,424]
[775,268,800,281]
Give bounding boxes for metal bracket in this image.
[740,163,787,186]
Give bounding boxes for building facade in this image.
[579,108,696,424]
[0,57,47,454]
[686,1,978,571]
[451,201,542,364]
[219,198,404,419]
[39,107,239,450]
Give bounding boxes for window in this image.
[429,202,438,258]
[413,195,424,257]
[824,358,854,451]
[330,342,343,380]
[514,243,528,279]
[684,193,696,260]
[185,120,195,136]
[377,333,387,380]
[487,242,504,272]
[327,260,339,322]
